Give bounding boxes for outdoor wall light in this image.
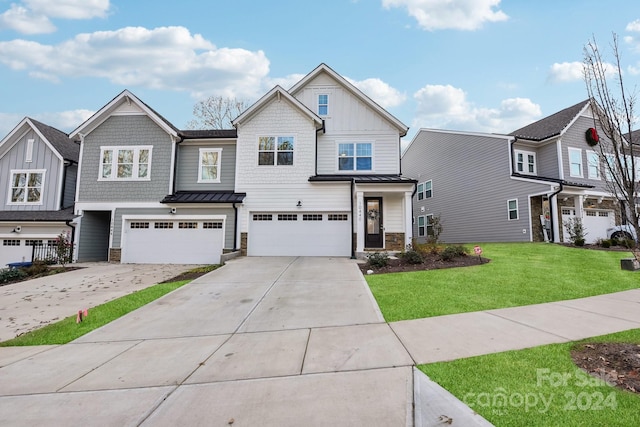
[296,200,302,207]
[12,226,21,233]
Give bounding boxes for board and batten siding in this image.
[403,130,551,243]
[0,129,62,211]
[112,207,236,249]
[175,142,236,191]
[77,115,173,202]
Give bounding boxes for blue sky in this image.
[1,0,640,145]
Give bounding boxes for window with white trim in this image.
[425,214,434,237]
[604,153,615,181]
[515,150,536,175]
[9,170,45,204]
[417,182,424,200]
[318,94,328,116]
[424,180,433,198]
[258,136,294,166]
[198,148,222,183]
[568,148,583,178]
[100,146,152,180]
[587,150,600,179]
[418,216,425,237]
[507,199,518,220]
[338,142,372,171]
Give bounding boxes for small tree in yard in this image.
[563,217,587,246]
[54,231,73,267]
[583,34,639,247]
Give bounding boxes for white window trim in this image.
[568,147,583,178]
[99,146,153,181]
[507,199,518,220]
[197,147,222,183]
[425,213,434,236]
[257,136,295,166]
[586,150,601,180]
[318,94,329,116]
[515,149,537,175]
[424,180,433,199]
[417,182,424,200]
[7,169,46,205]
[336,141,374,173]
[417,215,425,237]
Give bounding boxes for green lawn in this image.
[366,243,638,322]
[419,328,640,427]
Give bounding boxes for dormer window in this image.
[318,94,328,116]
[515,150,536,175]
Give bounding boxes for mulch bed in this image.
[358,253,487,274]
[571,343,640,394]
[0,266,82,287]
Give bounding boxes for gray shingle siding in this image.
[175,143,236,191]
[77,115,173,202]
[403,131,550,243]
[77,210,111,262]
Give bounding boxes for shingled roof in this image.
[510,100,590,141]
[29,118,80,162]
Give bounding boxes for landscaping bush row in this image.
[367,244,470,268]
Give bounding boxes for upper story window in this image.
[198,148,222,183]
[318,94,328,116]
[100,146,152,181]
[515,150,536,175]
[424,180,433,198]
[587,150,600,180]
[417,183,424,200]
[258,136,294,166]
[8,169,45,204]
[338,142,372,171]
[568,147,583,178]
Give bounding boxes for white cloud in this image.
[0,26,271,99]
[382,0,508,31]
[24,0,110,19]
[548,62,584,83]
[346,77,407,108]
[412,84,541,133]
[37,109,95,132]
[0,112,27,138]
[0,4,56,34]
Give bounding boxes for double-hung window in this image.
[507,199,518,220]
[515,150,536,175]
[8,170,45,204]
[318,94,328,116]
[198,148,222,183]
[100,146,152,180]
[417,183,424,200]
[338,142,372,171]
[424,180,433,198]
[258,136,294,166]
[586,151,600,180]
[418,216,425,237]
[568,148,583,178]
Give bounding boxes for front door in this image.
[365,197,383,248]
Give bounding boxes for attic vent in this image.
[26,139,34,163]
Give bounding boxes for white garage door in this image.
[249,212,351,257]
[121,219,224,264]
[561,208,614,244]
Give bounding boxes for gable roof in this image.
[0,117,78,163]
[510,100,590,141]
[289,63,409,136]
[69,90,180,139]
[231,85,323,128]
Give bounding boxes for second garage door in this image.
[248,212,351,257]
[121,218,224,264]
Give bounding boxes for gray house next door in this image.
[77,211,111,262]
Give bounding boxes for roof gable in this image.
[0,117,78,163]
[70,90,179,139]
[231,85,323,128]
[510,100,590,141]
[289,63,408,136]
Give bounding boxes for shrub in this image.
[401,248,423,265]
[22,261,49,276]
[622,238,636,249]
[439,245,468,262]
[367,252,390,268]
[562,217,587,246]
[600,239,612,248]
[0,268,27,284]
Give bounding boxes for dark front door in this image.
[365,197,383,248]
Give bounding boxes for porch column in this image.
[356,191,365,253]
[550,196,561,243]
[573,195,584,218]
[404,191,413,248]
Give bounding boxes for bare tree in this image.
[583,33,639,245]
[186,96,250,129]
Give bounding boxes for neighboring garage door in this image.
[121,219,224,264]
[561,208,614,244]
[249,212,351,256]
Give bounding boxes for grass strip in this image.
[418,328,640,427]
[367,242,638,321]
[0,280,191,347]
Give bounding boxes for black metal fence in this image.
[31,243,73,265]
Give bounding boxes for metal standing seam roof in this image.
[308,174,417,183]
[509,100,590,141]
[161,191,246,204]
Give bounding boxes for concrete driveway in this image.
[0,257,421,426]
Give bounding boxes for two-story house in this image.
[232,64,416,257]
[403,100,619,244]
[69,91,244,264]
[0,118,79,266]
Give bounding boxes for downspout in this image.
[65,219,76,263]
[171,134,185,194]
[350,178,356,259]
[315,120,325,176]
[510,137,518,174]
[232,202,239,251]
[548,182,564,242]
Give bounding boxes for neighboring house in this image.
[0,118,79,267]
[403,100,620,244]
[69,90,244,264]
[232,63,416,257]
